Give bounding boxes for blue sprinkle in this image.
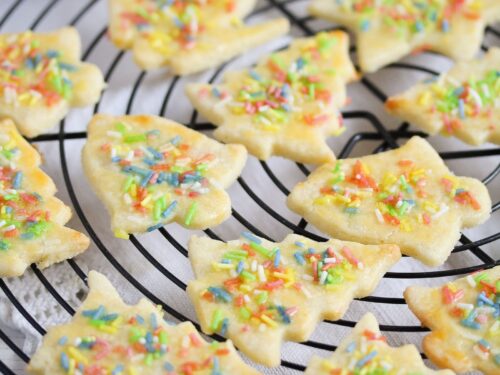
[346,341,356,353]
[59,62,77,71]
[46,50,60,58]
[454,87,464,96]
[12,171,22,189]
[213,356,220,371]
[147,222,163,232]
[211,87,221,98]
[135,314,145,324]
[162,200,178,218]
[24,58,35,69]
[112,364,124,375]
[145,331,153,343]
[478,338,491,349]
[123,165,150,176]
[344,207,359,214]
[150,313,158,329]
[308,248,315,254]
[277,305,291,324]
[236,261,244,274]
[415,21,424,32]
[111,156,121,163]
[441,19,449,32]
[60,352,69,370]
[208,287,232,303]
[249,70,262,82]
[294,241,305,248]
[461,319,480,330]
[495,354,500,366]
[356,351,377,368]
[5,206,12,214]
[220,318,229,335]
[221,259,231,264]
[274,249,281,268]
[294,252,305,265]
[21,232,34,240]
[458,99,465,119]
[164,362,174,371]
[102,313,118,321]
[360,19,370,31]
[478,292,495,307]
[241,231,261,244]
[141,171,154,187]
[296,57,305,70]
[147,146,164,160]
[58,336,68,345]
[143,158,156,166]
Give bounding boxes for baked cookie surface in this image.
[0,119,89,277]
[305,312,454,375]
[28,270,259,375]
[309,0,500,73]
[386,48,500,146]
[108,0,290,74]
[82,114,247,237]
[187,233,400,366]
[186,31,357,164]
[287,136,491,266]
[0,27,105,138]
[405,266,499,374]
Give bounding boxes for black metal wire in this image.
[0,0,498,373]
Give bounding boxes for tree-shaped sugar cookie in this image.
[305,312,454,375]
[287,136,491,266]
[0,119,89,277]
[386,48,500,146]
[0,27,105,138]
[186,31,357,164]
[108,0,289,75]
[405,266,499,374]
[82,114,247,238]
[309,0,500,73]
[187,233,400,366]
[28,271,259,375]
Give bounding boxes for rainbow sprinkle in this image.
[101,122,215,237]
[203,32,344,132]
[417,70,499,135]
[0,31,76,107]
[56,305,233,374]
[337,0,482,37]
[201,234,364,335]
[315,158,480,232]
[442,270,499,367]
[0,131,51,250]
[118,0,236,53]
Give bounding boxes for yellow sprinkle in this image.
[67,347,88,365]
[140,194,152,207]
[332,126,346,136]
[128,367,139,375]
[239,284,252,293]
[400,219,412,232]
[68,358,76,375]
[417,91,431,107]
[423,201,439,213]
[211,261,234,270]
[381,173,397,189]
[314,196,334,205]
[260,314,278,328]
[273,271,290,280]
[114,229,129,240]
[98,324,118,334]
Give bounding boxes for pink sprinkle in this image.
[149,172,159,184]
[189,333,202,347]
[341,246,360,267]
[286,307,298,316]
[198,87,209,97]
[93,339,111,360]
[476,314,488,324]
[134,149,143,157]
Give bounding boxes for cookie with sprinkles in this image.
[287,136,491,266]
[82,114,247,238]
[187,233,400,366]
[186,31,357,164]
[305,312,454,375]
[0,27,105,138]
[28,270,259,375]
[386,48,500,146]
[0,119,89,277]
[108,0,289,75]
[309,0,500,73]
[405,266,500,374]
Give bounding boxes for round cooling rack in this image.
[0,0,499,374]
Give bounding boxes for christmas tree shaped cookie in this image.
[28,271,259,375]
[108,0,289,74]
[0,119,89,277]
[386,48,500,146]
[82,114,247,238]
[0,27,105,138]
[405,266,500,374]
[305,313,454,375]
[287,136,491,266]
[186,31,357,164]
[309,0,500,73]
[187,233,400,366]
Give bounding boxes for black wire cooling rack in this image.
[0,0,499,374]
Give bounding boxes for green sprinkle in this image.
[210,309,224,331]
[184,202,198,226]
[0,240,10,251]
[144,353,154,366]
[239,307,251,320]
[159,331,168,345]
[153,199,163,221]
[256,291,268,304]
[249,241,272,258]
[124,133,147,143]
[240,270,256,281]
[123,176,134,192]
[115,122,127,133]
